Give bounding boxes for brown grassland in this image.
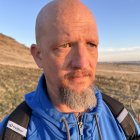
[0,63,140,124]
[96,63,140,122]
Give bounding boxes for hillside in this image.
[0,33,36,68]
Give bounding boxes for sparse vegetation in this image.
[0,63,139,124]
[96,63,140,123]
[0,33,36,68]
[0,64,41,120]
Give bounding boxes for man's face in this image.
[40,19,98,94]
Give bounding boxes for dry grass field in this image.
[96,63,140,123]
[0,64,41,121]
[0,63,140,123]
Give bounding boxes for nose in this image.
[71,45,89,69]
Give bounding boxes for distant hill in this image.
[0,33,37,68]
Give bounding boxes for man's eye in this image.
[60,43,71,48]
[87,42,97,48]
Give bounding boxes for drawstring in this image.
[94,114,103,140]
[61,115,102,140]
[61,117,71,140]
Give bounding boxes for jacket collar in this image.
[25,74,104,124]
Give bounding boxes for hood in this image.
[25,74,104,131]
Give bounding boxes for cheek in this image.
[51,50,71,72]
[89,52,98,67]
[43,59,63,87]
[44,54,67,79]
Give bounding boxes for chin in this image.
[62,78,94,93]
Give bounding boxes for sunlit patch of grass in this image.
[0,64,41,120]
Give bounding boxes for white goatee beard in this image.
[59,86,97,111]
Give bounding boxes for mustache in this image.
[64,69,93,79]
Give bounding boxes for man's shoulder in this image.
[0,115,9,135]
[0,101,32,139]
[101,92,140,138]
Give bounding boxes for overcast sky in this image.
[0,0,140,62]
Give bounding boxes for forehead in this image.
[48,20,98,45]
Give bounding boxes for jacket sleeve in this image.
[0,115,9,134]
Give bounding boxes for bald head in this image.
[35,0,98,46]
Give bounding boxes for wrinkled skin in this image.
[31,0,99,113]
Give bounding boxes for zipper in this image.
[77,115,84,140]
[78,121,84,136]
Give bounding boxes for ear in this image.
[30,44,43,68]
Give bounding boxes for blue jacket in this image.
[0,75,140,140]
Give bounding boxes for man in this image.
[0,0,140,140]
